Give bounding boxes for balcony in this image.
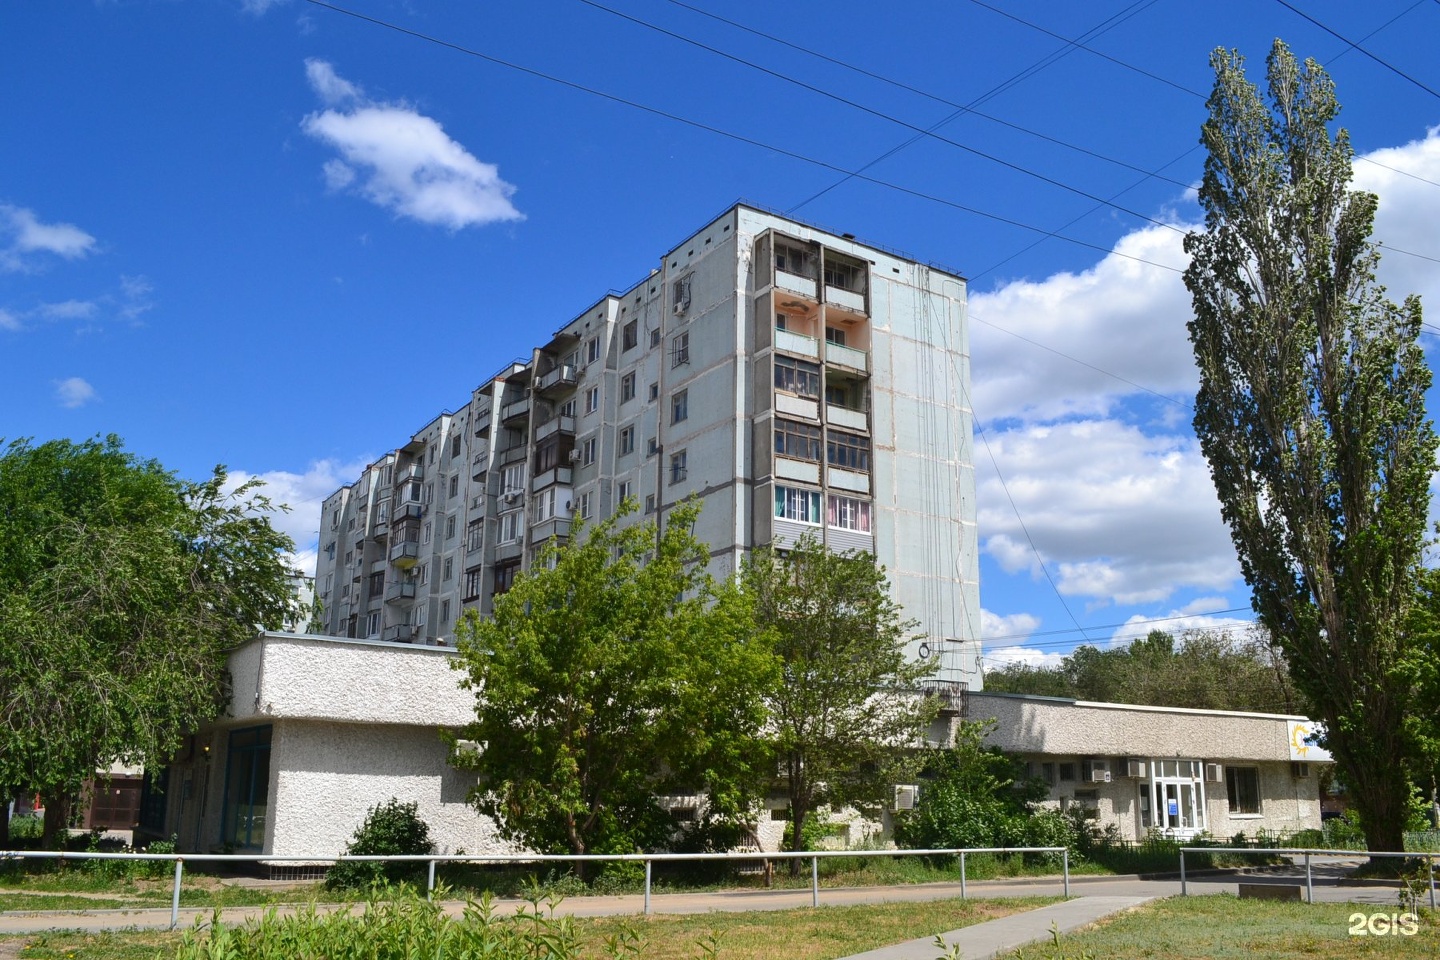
[535,364,578,396]
[389,540,420,567]
[391,501,424,522]
[530,517,572,544]
[824,340,869,373]
[383,624,419,644]
[534,415,575,443]
[499,445,529,466]
[395,463,423,484]
[500,396,531,425]
[494,539,524,564]
[775,329,820,360]
[384,581,417,604]
[532,466,573,491]
[826,404,868,432]
[775,269,818,300]
[825,285,867,316]
[473,401,492,434]
[471,445,490,480]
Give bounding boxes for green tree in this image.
[449,501,775,876]
[1183,41,1438,853]
[983,629,1300,714]
[742,537,938,858]
[0,436,299,847]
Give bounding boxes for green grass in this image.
[0,894,138,912]
[1001,896,1439,959]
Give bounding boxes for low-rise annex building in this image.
[962,692,1331,842]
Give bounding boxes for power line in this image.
[297,0,1190,275]
[982,607,1255,646]
[1273,0,1440,101]
[570,0,1187,236]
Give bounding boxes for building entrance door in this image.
[1139,759,1206,839]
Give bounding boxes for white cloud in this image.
[970,223,1195,424]
[301,61,523,230]
[977,419,1239,607]
[1355,127,1440,312]
[240,0,288,14]
[37,299,98,320]
[983,645,1067,670]
[0,308,18,332]
[980,608,1041,643]
[53,377,97,408]
[1,205,97,272]
[224,457,373,570]
[1105,609,1258,648]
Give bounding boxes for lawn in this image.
[1008,896,1439,959]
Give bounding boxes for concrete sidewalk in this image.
[834,897,1152,960]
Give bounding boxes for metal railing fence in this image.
[0,846,1069,929]
[1179,846,1437,908]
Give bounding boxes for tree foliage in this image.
[983,629,1303,713]
[325,798,433,890]
[449,502,775,875]
[0,436,299,846]
[742,537,938,856]
[1182,41,1438,852]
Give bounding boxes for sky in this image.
[4,0,1439,672]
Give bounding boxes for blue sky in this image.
[5,0,1439,667]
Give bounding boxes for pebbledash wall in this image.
[964,692,1330,842]
[160,633,513,862]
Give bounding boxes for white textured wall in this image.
[270,719,513,859]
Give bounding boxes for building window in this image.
[649,328,661,348]
[827,430,871,472]
[827,494,872,532]
[673,275,692,313]
[560,399,577,418]
[669,450,687,485]
[825,260,861,291]
[775,419,821,461]
[448,475,459,498]
[492,563,518,596]
[586,336,601,364]
[1058,762,1077,782]
[621,372,636,402]
[418,562,429,586]
[1226,766,1261,815]
[415,603,427,626]
[423,521,432,544]
[366,610,381,637]
[648,381,660,401]
[446,514,457,540]
[775,485,822,524]
[582,437,597,466]
[463,568,482,601]
[441,599,451,624]
[645,493,656,514]
[671,332,689,367]
[451,435,462,458]
[443,558,453,581]
[647,436,658,458]
[222,725,272,851]
[532,487,569,523]
[585,387,600,414]
[617,479,632,503]
[1138,782,1152,828]
[622,319,639,351]
[672,389,688,424]
[498,511,523,544]
[619,426,635,456]
[467,518,483,551]
[775,240,810,276]
[824,326,846,346]
[501,464,526,495]
[578,492,592,520]
[368,571,384,597]
[774,355,821,398]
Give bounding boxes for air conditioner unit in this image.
[1291,761,1310,779]
[1082,759,1111,784]
[503,491,519,504]
[1204,763,1224,783]
[1091,770,1112,784]
[893,784,919,811]
[1124,759,1147,779]
[568,450,582,462]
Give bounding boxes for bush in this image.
[325,798,433,891]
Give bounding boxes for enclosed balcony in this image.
[384,580,417,603]
[775,329,820,360]
[535,363,578,396]
[388,540,420,567]
[534,415,575,443]
[530,516,572,544]
[532,466,574,491]
[395,463,423,484]
[391,501,424,522]
[383,623,419,644]
[824,340,869,373]
[500,395,532,426]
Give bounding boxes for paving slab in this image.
[832,896,1152,960]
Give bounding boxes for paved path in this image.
[835,896,1153,960]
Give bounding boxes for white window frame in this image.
[775,485,822,525]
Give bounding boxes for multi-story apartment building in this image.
[313,203,982,688]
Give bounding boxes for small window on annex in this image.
[1225,766,1261,815]
[222,725,272,851]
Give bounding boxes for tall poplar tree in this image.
[1183,41,1437,853]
